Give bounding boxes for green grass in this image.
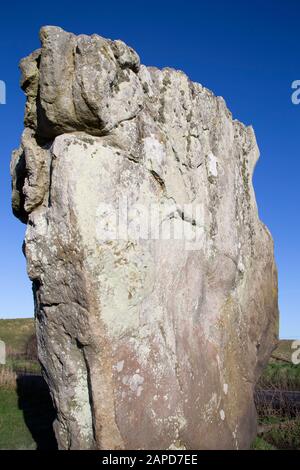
[0,388,36,449]
[0,318,35,354]
[254,419,300,450]
[265,420,300,450]
[6,357,41,374]
[270,340,295,363]
[253,341,300,450]
[258,363,300,391]
[0,377,57,450]
[0,318,40,374]
[0,318,55,449]
[252,436,277,450]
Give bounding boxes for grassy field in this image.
[0,387,36,450]
[0,318,55,449]
[0,377,57,449]
[252,340,300,450]
[0,318,40,375]
[270,340,296,363]
[0,318,34,354]
[0,318,299,450]
[258,362,300,391]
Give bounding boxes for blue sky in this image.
[0,0,299,339]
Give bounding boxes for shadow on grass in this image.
[16,374,58,449]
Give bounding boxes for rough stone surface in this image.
[11,26,279,450]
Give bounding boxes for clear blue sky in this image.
[0,0,299,339]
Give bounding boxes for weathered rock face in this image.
[11,26,278,450]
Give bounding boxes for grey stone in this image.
[11,26,279,450]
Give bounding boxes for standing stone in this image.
[11,26,278,450]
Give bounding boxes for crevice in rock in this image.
[150,169,166,192]
[176,207,197,227]
[40,301,66,309]
[78,340,97,449]
[47,153,56,208]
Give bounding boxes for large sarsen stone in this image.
[11,26,279,450]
